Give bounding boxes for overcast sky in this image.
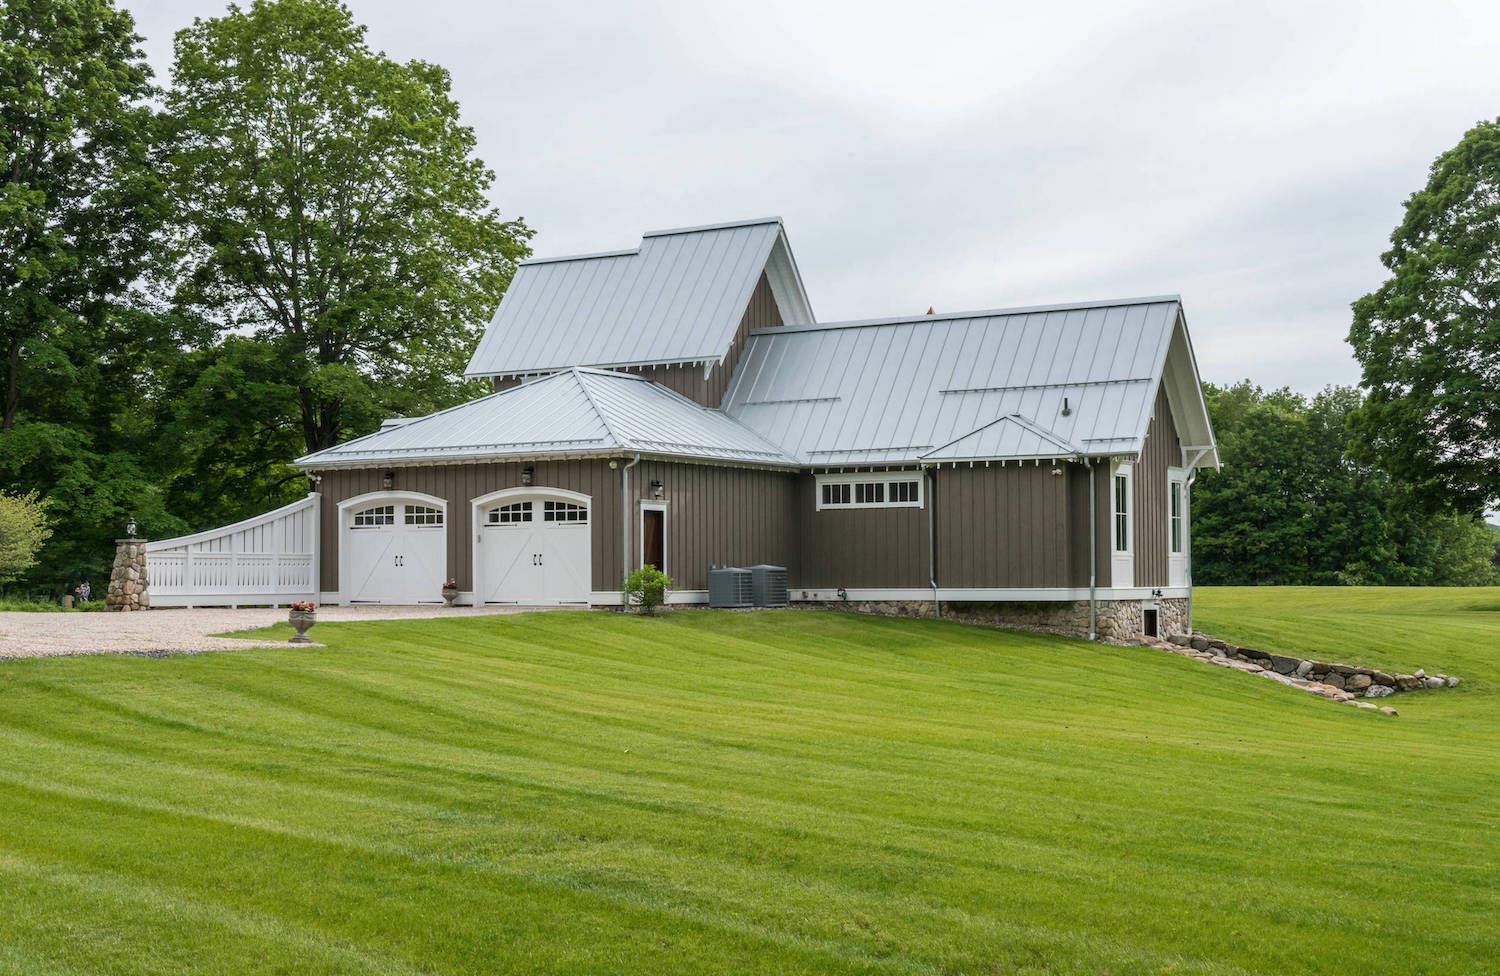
[131,0,1500,392]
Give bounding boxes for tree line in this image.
[0,0,531,593]
[1,0,1497,592]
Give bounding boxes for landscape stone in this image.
[1345,673,1372,691]
[1295,660,1314,677]
[1414,669,1425,679]
[1424,676,1445,689]
[1371,671,1394,686]
[1267,653,1300,675]
[1446,676,1461,687]
[1379,706,1399,717]
[1190,636,1210,651]
[1363,684,1393,698]
[1395,674,1422,691]
[1322,672,1347,690]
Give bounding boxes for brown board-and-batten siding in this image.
[794,474,929,588]
[316,458,799,597]
[1132,383,1181,588]
[626,461,799,589]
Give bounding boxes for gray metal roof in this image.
[465,218,814,378]
[295,368,799,469]
[722,297,1209,466]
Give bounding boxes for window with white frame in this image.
[816,473,924,510]
[1169,480,1184,554]
[487,501,532,525]
[543,500,588,523]
[1113,474,1130,552]
[404,505,444,526]
[351,505,394,528]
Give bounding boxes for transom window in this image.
[543,500,588,523]
[816,474,924,510]
[351,505,394,528]
[1114,474,1130,552]
[487,501,533,524]
[404,505,444,526]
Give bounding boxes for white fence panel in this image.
[145,494,320,607]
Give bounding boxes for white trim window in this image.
[486,501,533,525]
[1168,467,1188,587]
[351,504,395,528]
[815,473,924,511]
[543,500,588,523]
[1111,462,1134,588]
[1113,473,1130,553]
[403,505,444,526]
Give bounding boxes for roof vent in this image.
[1060,397,1072,417]
[379,417,418,432]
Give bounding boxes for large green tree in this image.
[1348,118,1500,514]
[161,0,532,455]
[0,0,159,431]
[1192,381,1498,586]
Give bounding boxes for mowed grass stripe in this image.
[0,599,1496,973]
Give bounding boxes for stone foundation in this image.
[804,597,1189,641]
[106,539,150,611]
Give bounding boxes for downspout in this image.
[621,453,640,604]
[927,465,939,619]
[1087,459,1097,641]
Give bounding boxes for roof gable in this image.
[722,296,1213,467]
[465,218,813,379]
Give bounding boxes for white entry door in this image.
[342,500,447,603]
[476,495,591,605]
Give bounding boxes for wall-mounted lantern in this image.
[382,471,395,490]
[650,479,664,499]
[522,465,534,486]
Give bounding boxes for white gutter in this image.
[926,465,940,619]
[620,453,641,601]
[1087,459,1097,641]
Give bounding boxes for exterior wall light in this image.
[522,465,534,486]
[650,479,664,499]
[125,516,138,538]
[382,471,394,489]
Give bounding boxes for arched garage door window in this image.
[472,489,591,606]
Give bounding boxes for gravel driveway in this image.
[0,605,551,659]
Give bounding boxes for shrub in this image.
[0,491,51,584]
[623,566,671,615]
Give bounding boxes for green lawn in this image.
[0,592,1495,975]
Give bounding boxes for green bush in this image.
[622,566,671,615]
[0,491,52,584]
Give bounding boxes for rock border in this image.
[1144,633,1462,716]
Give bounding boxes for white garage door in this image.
[476,496,590,605]
[342,501,447,604]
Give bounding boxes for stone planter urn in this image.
[441,584,459,607]
[288,606,317,644]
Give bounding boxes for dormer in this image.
[465,217,814,406]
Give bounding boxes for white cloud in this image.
[131,0,1500,392]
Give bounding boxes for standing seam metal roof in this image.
[294,368,800,469]
[721,298,1187,465]
[465,218,810,378]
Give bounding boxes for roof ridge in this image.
[642,216,782,238]
[748,295,1183,338]
[570,367,627,447]
[919,413,1082,461]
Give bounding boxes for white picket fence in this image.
[145,494,320,607]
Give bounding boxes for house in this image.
[289,217,1218,639]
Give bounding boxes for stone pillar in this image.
[106,539,151,611]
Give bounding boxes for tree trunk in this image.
[3,337,19,432]
[297,386,341,455]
